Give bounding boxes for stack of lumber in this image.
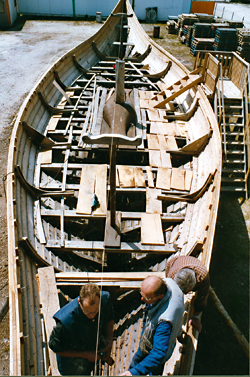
[227,20,244,29]
[177,13,198,38]
[193,23,213,39]
[211,22,229,37]
[190,37,215,56]
[236,28,250,62]
[195,13,215,23]
[214,28,238,51]
[182,25,194,46]
[166,18,178,34]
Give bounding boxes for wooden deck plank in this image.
[156,167,171,190]
[117,165,135,187]
[147,108,159,122]
[171,168,186,191]
[161,151,172,168]
[104,211,121,248]
[185,170,193,191]
[147,134,160,150]
[40,150,52,165]
[146,187,162,214]
[149,150,161,167]
[166,136,178,150]
[141,213,164,245]
[150,122,176,136]
[93,164,107,216]
[134,167,146,188]
[76,165,96,214]
[146,166,154,188]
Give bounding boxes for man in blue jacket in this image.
[49,283,114,375]
[121,275,184,376]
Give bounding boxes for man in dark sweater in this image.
[49,283,114,375]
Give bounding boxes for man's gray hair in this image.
[174,268,196,293]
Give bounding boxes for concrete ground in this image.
[0,15,249,376]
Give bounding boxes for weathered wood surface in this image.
[38,267,60,376]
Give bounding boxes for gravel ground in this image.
[0,16,249,376]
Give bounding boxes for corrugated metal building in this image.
[16,0,193,21]
[0,0,18,28]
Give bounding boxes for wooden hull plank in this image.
[76,165,96,214]
[93,164,107,216]
[146,187,162,214]
[104,211,121,248]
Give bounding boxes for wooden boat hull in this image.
[7,0,221,375]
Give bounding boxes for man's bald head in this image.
[140,276,167,304]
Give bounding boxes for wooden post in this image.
[115,60,125,104]
[110,143,117,227]
[209,287,249,359]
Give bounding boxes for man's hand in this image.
[189,317,202,332]
[120,371,132,376]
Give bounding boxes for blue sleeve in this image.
[129,321,172,376]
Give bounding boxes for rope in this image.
[94,249,106,375]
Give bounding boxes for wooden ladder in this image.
[217,87,248,196]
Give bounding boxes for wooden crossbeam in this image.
[46,239,174,253]
[55,271,166,286]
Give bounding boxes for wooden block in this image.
[185,170,193,191]
[94,164,107,216]
[160,151,172,168]
[76,165,96,214]
[147,108,159,122]
[171,168,185,191]
[165,136,178,150]
[141,213,164,245]
[147,134,160,150]
[149,150,161,167]
[104,211,121,248]
[48,115,61,131]
[156,168,171,190]
[38,266,60,376]
[117,166,135,187]
[146,166,154,188]
[40,150,52,164]
[134,167,146,188]
[146,188,162,214]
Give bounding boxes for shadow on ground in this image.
[194,193,249,375]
